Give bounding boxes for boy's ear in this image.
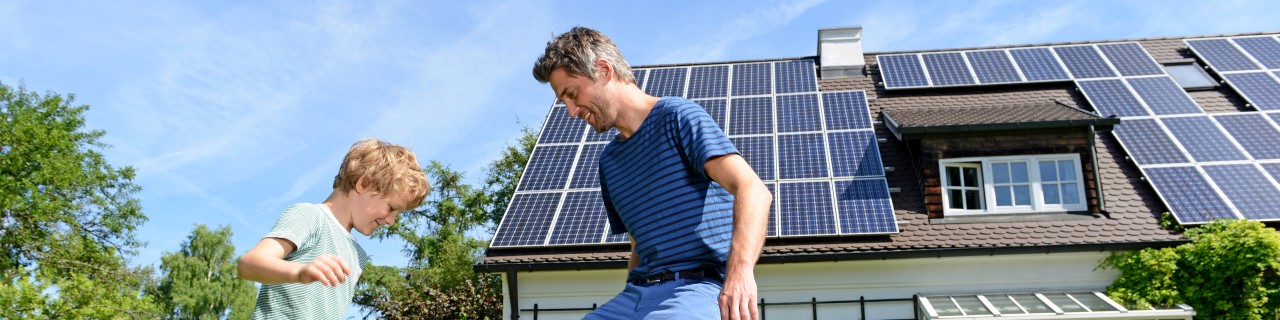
[353,176,367,194]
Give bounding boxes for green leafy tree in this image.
[0,82,159,318]
[149,224,258,319]
[1100,219,1280,319]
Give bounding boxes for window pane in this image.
[1069,292,1118,312]
[1011,162,1029,183]
[962,167,979,187]
[1014,185,1031,206]
[1040,161,1059,181]
[953,296,992,315]
[1044,293,1087,312]
[986,295,1026,314]
[1164,64,1216,88]
[1062,183,1080,204]
[1011,294,1053,314]
[993,163,1009,183]
[926,296,964,316]
[996,186,1012,206]
[964,190,981,209]
[946,166,961,186]
[950,189,965,209]
[1057,160,1076,181]
[1043,184,1061,204]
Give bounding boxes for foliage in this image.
[1158,211,1186,233]
[1100,219,1280,319]
[0,82,159,318]
[148,224,258,320]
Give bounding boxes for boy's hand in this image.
[295,254,352,287]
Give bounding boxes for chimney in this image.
[817,26,865,78]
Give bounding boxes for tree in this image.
[148,224,258,320]
[1099,219,1280,319]
[0,81,159,318]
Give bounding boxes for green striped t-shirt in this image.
[253,203,370,320]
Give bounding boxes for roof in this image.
[882,101,1118,139]
[477,32,1280,271]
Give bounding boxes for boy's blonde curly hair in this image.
[332,138,430,209]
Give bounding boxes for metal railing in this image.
[520,295,919,320]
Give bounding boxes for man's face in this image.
[548,67,615,133]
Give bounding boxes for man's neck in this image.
[611,84,662,139]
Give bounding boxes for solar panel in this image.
[1212,114,1280,160]
[777,133,829,179]
[1202,164,1280,220]
[765,183,778,237]
[834,179,898,234]
[688,65,729,99]
[1221,72,1280,111]
[604,225,629,243]
[547,191,609,245]
[1009,47,1071,81]
[778,181,836,236]
[1161,116,1247,162]
[538,106,587,144]
[568,143,607,189]
[822,91,873,130]
[732,63,772,96]
[633,69,648,89]
[644,67,688,98]
[776,94,823,133]
[1186,38,1261,72]
[775,60,818,93]
[1263,163,1280,182]
[694,99,728,131]
[1077,79,1151,117]
[922,52,977,86]
[491,192,562,247]
[1097,43,1165,76]
[877,54,930,89]
[515,145,578,191]
[730,136,776,181]
[1053,45,1117,79]
[827,131,884,177]
[1111,119,1190,165]
[1143,166,1236,224]
[1125,77,1203,115]
[1232,36,1280,69]
[964,50,1023,84]
[728,97,774,135]
[585,127,618,142]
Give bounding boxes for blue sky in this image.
[4,0,1280,315]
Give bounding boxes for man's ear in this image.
[595,58,613,82]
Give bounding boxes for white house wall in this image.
[502,251,1119,320]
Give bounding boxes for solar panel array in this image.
[1066,39,1280,225]
[492,59,897,248]
[1186,36,1280,111]
[877,42,1164,90]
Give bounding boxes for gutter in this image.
[891,117,1120,139]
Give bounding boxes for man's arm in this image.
[705,153,771,320]
[628,236,639,272]
[237,238,352,287]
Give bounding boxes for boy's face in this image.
[351,189,411,236]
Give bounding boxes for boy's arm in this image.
[237,237,352,287]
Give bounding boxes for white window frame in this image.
[941,162,985,214]
[940,154,1088,216]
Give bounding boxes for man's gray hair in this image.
[532,26,636,85]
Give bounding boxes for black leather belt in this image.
[631,267,721,285]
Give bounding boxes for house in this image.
[477,26,1280,319]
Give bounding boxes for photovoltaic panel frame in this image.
[775,60,818,93]
[1009,47,1071,82]
[922,52,977,86]
[688,65,729,99]
[835,179,898,234]
[1220,72,1280,111]
[732,63,773,96]
[1053,45,1117,79]
[965,50,1023,84]
[778,181,837,236]
[1142,166,1238,224]
[1201,164,1280,220]
[645,67,688,98]
[547,191,610,245]
[877,54,931,89]
[776,94,822,133]
[1211,114,1280,160]
[1159,116,1247,162]
[1097,43,1165,76]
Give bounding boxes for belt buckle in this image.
[644,277,663,284]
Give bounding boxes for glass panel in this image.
[1040,161,1059,181]
[1044,293,1087,312]
[964,190,981,210]
[1058,160,1076,181]
[946,166,961,186]
[949,189,965,209]
[985,295,1025,314]
[1164,64,1216,88]
[1011,294,1053,314]
[962,167,979,187]
[1043,184,1061,204]
[1014,185,1031,206]
[993,163,1010,183]
[927,296,964,316]
[953,295,992,315]
[1070,292,1118,312]
[1062,183,1080,205]
[1011,162,1029,183]
[996,186,1012,206]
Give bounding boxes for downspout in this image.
[507,269,520,319]
[1088,125,1108,216]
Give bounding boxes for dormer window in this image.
[941,154,1086,215]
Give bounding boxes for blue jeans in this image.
[582,278,723,320]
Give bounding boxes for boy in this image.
[238,138,430,319]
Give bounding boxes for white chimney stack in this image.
[818,26,865,78]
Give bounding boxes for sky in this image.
[4,0,1280,316]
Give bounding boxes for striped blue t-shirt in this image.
[601,97,740,280]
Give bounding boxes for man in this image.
[532,26,771,320]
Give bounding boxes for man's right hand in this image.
[295,254,352,287]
